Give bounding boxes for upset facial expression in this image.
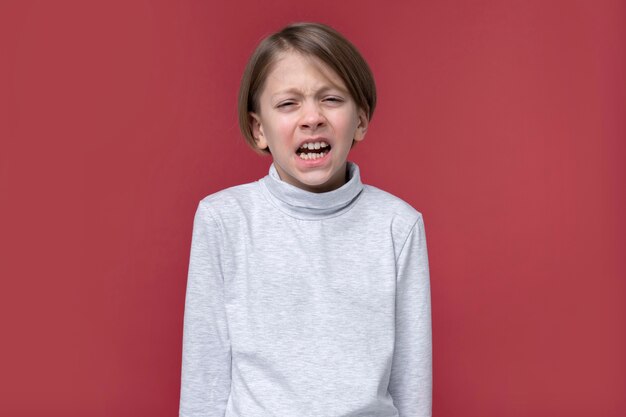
[250,51,368,193]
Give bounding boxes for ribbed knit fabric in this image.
[180,161,432,417]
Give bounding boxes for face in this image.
[249,51,368,193]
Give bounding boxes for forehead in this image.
[263,51,347,94]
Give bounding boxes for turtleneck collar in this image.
[258,161,364,220]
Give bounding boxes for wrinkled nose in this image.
[299,102,326,131]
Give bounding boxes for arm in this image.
[389,215,432,416]
[180,202,231,417]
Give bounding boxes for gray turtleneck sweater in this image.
[179,162,432,417]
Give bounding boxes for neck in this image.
[259,161,364,220]
[273,162,348,193]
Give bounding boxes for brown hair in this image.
[238,22,377,154]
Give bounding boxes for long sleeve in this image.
[389,215,433,416]
[180,202,232,417]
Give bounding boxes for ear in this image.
[249,112,268,150]
[353,108,369,143]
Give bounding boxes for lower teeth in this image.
[299,151,326,160]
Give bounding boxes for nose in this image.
[299,101,326,131]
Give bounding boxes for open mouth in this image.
[295,141,331,160]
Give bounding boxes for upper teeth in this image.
[300,141,329,150]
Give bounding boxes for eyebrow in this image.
[271,85,347,99]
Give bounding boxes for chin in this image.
[299,176,339,192]
[299,179,329,189]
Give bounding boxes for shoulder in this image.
[361,184,424,226]
[199,181,258,209]
[194,180,264,227]
[359,184,426,255]
[360,184,428,263]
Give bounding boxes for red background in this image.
[1,1,625,416]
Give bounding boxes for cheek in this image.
[261,119,295,151]
[273,117,297,137]
[332,112,360,136]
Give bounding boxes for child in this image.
[180,22,432,417]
